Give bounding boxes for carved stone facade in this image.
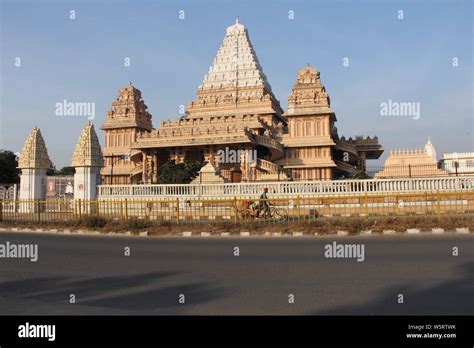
[72,123,104,202]
[101,20,383,184]
[100,83,152,184]
[18,127,53,204]
[72,122,103,168]
[18,127,53,170]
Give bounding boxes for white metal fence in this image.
[97,176,474,200]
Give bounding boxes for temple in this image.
[101,19,383,184]
[375,138,448,178]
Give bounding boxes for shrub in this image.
[82,216,108,229]
[126,218,152,230]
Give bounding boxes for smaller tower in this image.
[101,83,152,184]
[17,127,53,211]
[71,123,103,206]
[424,137,437,162]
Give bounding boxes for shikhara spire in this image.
[199,20,275,97]
[71,123,103,167]
[187,19,283,117]
[17,127,53,169]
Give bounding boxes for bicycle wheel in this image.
[273,207,288,221]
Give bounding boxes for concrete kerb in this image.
[0,226,472,237]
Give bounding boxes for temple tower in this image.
[17,127,53,210]
[280,66,337,180]
[101,82,152,184]
[129,19,288,183]
[71,122,103,203]
[187,19,284,119]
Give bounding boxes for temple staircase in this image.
[255,158,291,181]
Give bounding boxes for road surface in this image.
[0,231,472,315]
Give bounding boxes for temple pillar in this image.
[153,153,158,183]
[142,152,147,184]
[71,123,104,213]
[19,168,47,202]
[17,127,53,213]
[358,152,367,171]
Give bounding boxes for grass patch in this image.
[0,215,472,235]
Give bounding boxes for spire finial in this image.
[236,17,239,24]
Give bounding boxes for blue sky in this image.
[1,0,472,168]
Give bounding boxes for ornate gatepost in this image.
[17,127,53,213]
[71,123,104,213]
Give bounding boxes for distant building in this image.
[440,152,474,176]
[375,138,448,178]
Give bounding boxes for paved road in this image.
[0,231,472,315]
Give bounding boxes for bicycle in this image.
[237,200,288,222]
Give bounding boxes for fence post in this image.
[36,200,41,222]
[297,195,301,222]
[176,197,180,225]
[119,200,124,220]
[233,197,237,223]
[436,191,441,223]
[124,199,128,220]
[364,193,368,222]
[78,199,82,220]
[0,199,3,221]
[425,192,428,215]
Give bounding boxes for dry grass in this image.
[0,215,472,236]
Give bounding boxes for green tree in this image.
[349,169,372,179]
[0,150,19,183]
[46,166,75,176]
[56,166,75,175]
[158,160,205,184]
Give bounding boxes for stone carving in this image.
[18,127,53,170]
[99,21,383,184]
[71,123,103,167]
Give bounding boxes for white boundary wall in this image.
[98,176,474,200]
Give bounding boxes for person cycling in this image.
[257,187,270,218]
